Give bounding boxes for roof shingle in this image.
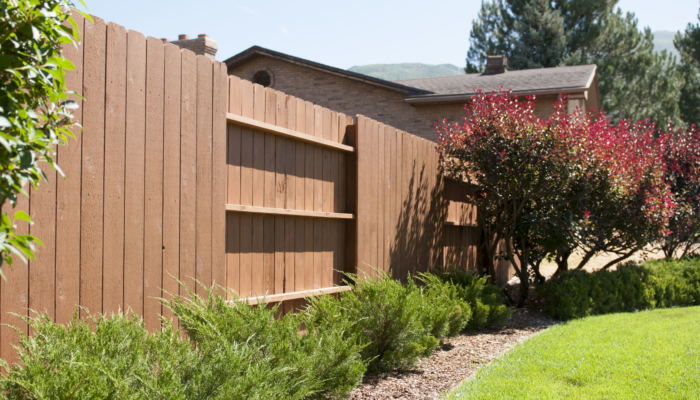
[395,64,597,96]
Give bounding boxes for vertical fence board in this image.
[238,80,254,297]
[162,43,181,319]
[179,49,197,295]
[80,16,107,317]
[251,85,265,296]
[55,12,84,325]
[124,29,146,316]
[284,96,296,294]
[101,22,126,315]
[274,92,286,295]
[377,124,385,274]
[263,89,276,296]
[369,120,379,277]
[304,102,314,290]
[294,98,305,291]
[1,195,29,363]
[144,37,164,330]
[226,76,241,296]
[389,127,397,274]
[212,63,228,294]
[383,125,392,273]
[195,57,213,292]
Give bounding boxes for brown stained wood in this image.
[144,37,164,330]
[226,78,242,297]
[124,29,146,316]
[377,124,385,274]
[251,84,265,297]
[81,16,107,318]
[284,96,296,293]
[274,92,287,295]
[313,218,323,289]
[179,49,198,295]
[401,131,412,281]
[369,119,379,277]
[303,104,315,290]
[356,116,370,278]
[2,195,29,363]
[102,22,127,315]
[411,136,419,277]
[295,98,306,211]
[29,172,56,327]
[304,218,314,291]
[314,106,323,139]
[225,205,353,219]
[338,115,348,213]
[195,56,214,293]
[237,80,254,297]
[384,125,392,273]
[212,63,228,295]
[389,127,398,274]
[304,102,314,212]
[162,43,181,318]
[263,89,276,296]
[56,12,84,325]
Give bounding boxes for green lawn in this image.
[446,307,700,399]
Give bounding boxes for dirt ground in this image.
[538,247,667,278]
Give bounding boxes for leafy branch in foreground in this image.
[0,0,88,273]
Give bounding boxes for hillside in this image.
[653,30,680,60]
[348,63,464,80]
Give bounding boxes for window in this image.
[253,70,272,87]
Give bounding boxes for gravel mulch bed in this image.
[349,285,557,400]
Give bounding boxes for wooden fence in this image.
[0,13,513,363]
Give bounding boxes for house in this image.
[223,46,601,141]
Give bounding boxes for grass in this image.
[445,307,700,399]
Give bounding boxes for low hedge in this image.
[0,270,512,397]
[540,257,700,320]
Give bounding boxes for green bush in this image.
[307,271,442,373]
[0,312,222,399]
[165,284,367,400]
[431,269,512,330]
[540,257,700,320]
[416,273,472,338]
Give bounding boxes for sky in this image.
[77,0,700,69]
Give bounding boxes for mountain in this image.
[348,63,464,80]
[653,30,680,61]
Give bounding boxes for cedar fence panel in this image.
[0,13,514,363]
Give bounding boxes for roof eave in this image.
[224,46,431,96]
[405,86,590,106]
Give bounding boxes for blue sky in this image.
[78,0,699,69]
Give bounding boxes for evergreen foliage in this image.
[165,284,367,400]
[306,272,443,373]
[466,0,684,126]
[675,10,700,127]
[428,270,513,330]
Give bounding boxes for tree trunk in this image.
[515,243,530,307]
[555,248,571,274]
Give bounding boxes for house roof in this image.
[224,46,597,105]
[397,64,597,105]
[223,46,431,95]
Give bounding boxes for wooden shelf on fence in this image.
[226,204,355,219]
[227,113,355,153]
[237,286,352,305]
[444,221,478,227]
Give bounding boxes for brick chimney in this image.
[483,55,508,75]
[169,34,218,60]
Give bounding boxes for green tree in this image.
[467,0,683,126]
[509,0,567,69]
[0,1,85,275]
[675,10,700,127]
